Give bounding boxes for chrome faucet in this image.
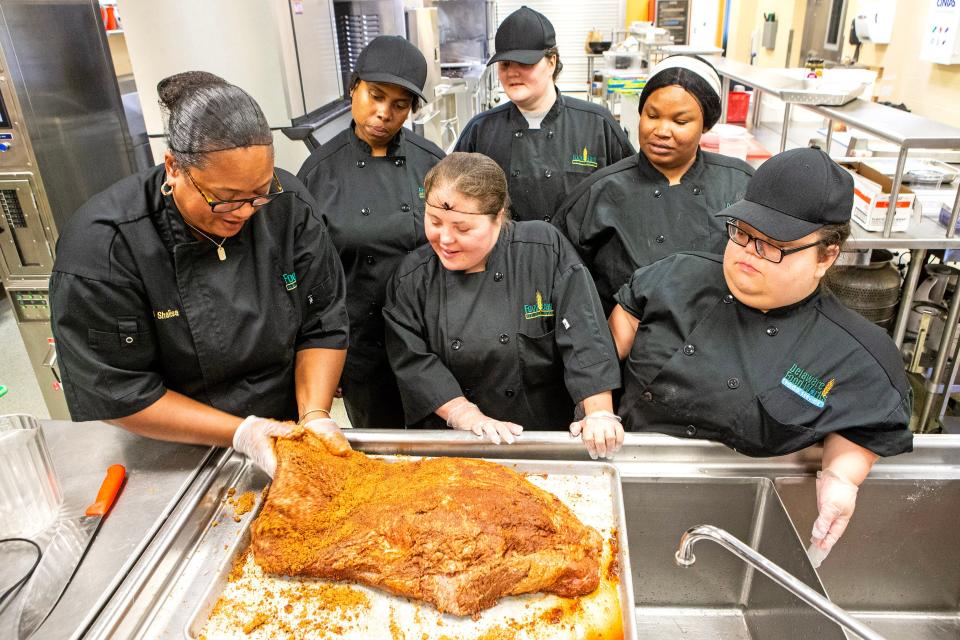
[675,524,886,640]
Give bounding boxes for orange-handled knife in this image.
[17,465,127,639]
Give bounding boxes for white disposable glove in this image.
[809,469,859,562]
[569,411,624,460]
[446,400,523,445]
[232,415,297,477]
[302,417,352,457]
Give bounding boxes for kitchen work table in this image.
[8,423,960,639]
[0,419,211,639]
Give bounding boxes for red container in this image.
[105,6,118,31]
[727,91,750,124]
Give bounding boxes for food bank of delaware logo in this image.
[571,147,598,168]
[781,363,834,408]
[524,290,554,319]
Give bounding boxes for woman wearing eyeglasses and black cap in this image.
[298,36,444,429]
[454,6,633,224]
[50,71,351,477]
[553,55,754,314]
[609,147,912,560]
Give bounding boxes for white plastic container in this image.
[713,124,749,162]
[0,414,62,538]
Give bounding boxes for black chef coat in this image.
[615,252,913,457]
[454,90,634,223]
[50,165,349,423]
[383,221,621,429]
[298,125,443,427]
[554,149,753,315]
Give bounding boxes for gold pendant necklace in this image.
[182,219,227,261]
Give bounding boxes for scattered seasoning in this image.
[242,612,268,634]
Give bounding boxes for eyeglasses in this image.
[186,171,286,213]
[725,221,822,264]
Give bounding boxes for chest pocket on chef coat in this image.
[87,317,156,400]
[517,328,565,391]
[734,384,824,456]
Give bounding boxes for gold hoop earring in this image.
[160,182,173,196]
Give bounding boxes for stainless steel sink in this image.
[622,476,847,639]
[776,478,960,640]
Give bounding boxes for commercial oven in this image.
[0,0,138,418]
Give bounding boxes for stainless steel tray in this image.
[779,80,866,105]
[863,157,960,185]
[175,456,637,639]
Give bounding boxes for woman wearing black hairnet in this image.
[49,71,351,477]
[553,55,755,314]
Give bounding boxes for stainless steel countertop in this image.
[13,423,960,639]
[709,56,960,150]
[17,420,212,640]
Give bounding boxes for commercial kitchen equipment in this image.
[0,0,139,419]
[20,424,960,639]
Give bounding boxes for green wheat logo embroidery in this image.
[523,290,554,319]
[571,146,598,168]
[781,363,834,408]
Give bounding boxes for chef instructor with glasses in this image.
[50,71,351,477]
[609,148,913,561]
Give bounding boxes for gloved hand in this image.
[569,411,624,459]
[232,415,297,478]
[302,418,352,457]
[446,400,523,445]
[810,469,859,556]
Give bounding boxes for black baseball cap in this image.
[355,35,429,102]
[487,6,556,66]
[715,147,853,241]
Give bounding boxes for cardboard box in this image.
[839,161,914,233]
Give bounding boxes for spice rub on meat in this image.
[250,430,602,617]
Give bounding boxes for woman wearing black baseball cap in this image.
[609,147,912,563]
[455,6,633,224]
[554,55,755,314]
[298,35,445,429]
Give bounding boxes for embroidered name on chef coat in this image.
[781,363,835,408]
[154,309,180,320]
[571,147,598,168]
[523,290,554,319]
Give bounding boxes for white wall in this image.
[118,0,311,173]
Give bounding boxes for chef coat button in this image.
[727,377,740,389]
[464,387,473,398]
[356,160,366,168]
[361,207,371,216]
[394,158,405,167]
[369,300,378,308]
[511,169,520,177]
[494,271,504,281]
[766,326,779,337]
[514,130,523,138]
[365,255,375,265]
[544,169,552,178]
[400,203,411,212]
[683,344,696,356]
[653,189,662,198]
[376,341,384,348]
[451,339,462,350]
[547,130,554,138]
[505,388,515,397]
[656,235,665,243]
[124,336,134,344]
[542,215,551,222]
[692,186,702,195]
[723,294,734,304]
[685,425,697,436]
[499,333,510,344]
[641,391,653,402]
